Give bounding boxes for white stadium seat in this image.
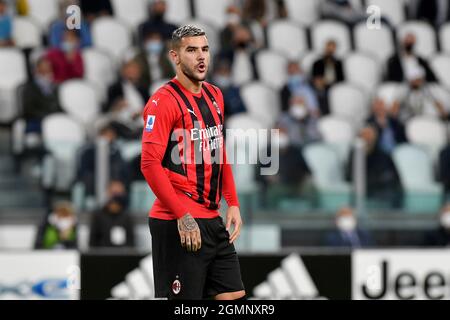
[267,19,308,59]
[344,52,381,93]
[284,0,320,25]
[240,81,281,128]
[329,83,369,128]
[430,54,450,90]
[392,144,443,212]
[406,116,448,163]
[82,48,117,102]
[111,0,148,30]
[311,20,352,57]
[193,0,233,29]
[92,17,132,62]
[303,143,351,210]
[27,0,59,29]
[42,113,86,191]
[439,23,450,54]
[0,48,27,123]
[353,22,394,63]
[255,50,288,90]
[12,17,42,48]
[318,116,356,163]
[397,21,437,58]
[375,82,408,108]
[366,0,406,27]
[59,80,101,128]
[165,0,191,25]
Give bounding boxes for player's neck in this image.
[176,73,203,95]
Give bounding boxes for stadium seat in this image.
[406,116,448,164]
[366,0,406,26]
[82,48,117,102]
[42,113,86,192]
[0,48,27,124]
[392,144,443,213]
[439,23,450,54]
[430,54,450,90]
[91,17,132,62]
[303,143,352,211]
[12,17,42,49]
[240,82,281,128]
[129,181,156,214]
[59,80,101,132]
[283,0,320,25]
[375,82,408,108]
[318,116,356,164]
[329,83,369,128]
[267,19,308,59]
[300,51,321,77]
[420,84,450,118]
[193,0,233,29]
[165,0,191,25]
[397,21,437,58]
[311,20,352,57]
[27,0,59,30]
[255,50,288,90]
[344,52,381,93]
[111,0,148,30]
[353,22,394,63]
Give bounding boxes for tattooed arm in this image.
[177,213,201,252]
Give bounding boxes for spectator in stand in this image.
[0,0,13,47]
[391,65,448,123]
[346,126,403,208]
[312,40,344,89]
[220,5,243,54]
[139,0,178,43]
[319,0,366,27]
[76,124,128,196]
[46,30,84,84]
[324,207,374,248]
[35,201,78,249]
[49,0,92,49]
[134,29,174,90]
[281,61,320,114]
[80,0,113,23]
[22,57,60,135]
[424,203,450,246]
[212,59,246,117]
[408,0,450,28]
[89,180,135,249]
[104,59,149,139]
[366,97,407,155]
[386,33,437,83]
[241,0,277,49]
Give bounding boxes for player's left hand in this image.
[226,206,242,243]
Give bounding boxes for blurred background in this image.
[0,0,450,300]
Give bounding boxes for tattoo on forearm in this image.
[178,214,198,232]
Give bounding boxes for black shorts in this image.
[149,216,245,300]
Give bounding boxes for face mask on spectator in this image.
[440,211,450,229]
[35,74,53,91]
[288,74,305,87]
[227,13,241,25]
[61,40,77,53]
[404,43,414,54]
[49,213,75,231]
[213,75,232,88]
[289,103,308,120]
[146,40,163,55]
[277,133,290,149]
[337,216,356,232]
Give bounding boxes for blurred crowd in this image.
[1,0,450,249]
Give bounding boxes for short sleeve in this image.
[142,92,179,147]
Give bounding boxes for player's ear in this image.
[169,49,180,65]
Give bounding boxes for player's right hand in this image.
[177,213,202,252]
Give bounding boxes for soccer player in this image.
[141,25,246,300]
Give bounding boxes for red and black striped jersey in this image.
[142,78,230,219]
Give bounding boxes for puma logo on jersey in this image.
[152,99,159,106]
[187,109,197,117]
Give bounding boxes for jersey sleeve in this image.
[142,92,180,146]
